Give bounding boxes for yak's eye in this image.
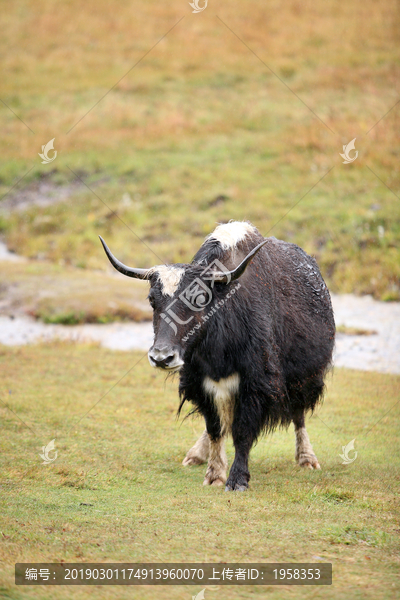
[148,293,156,309]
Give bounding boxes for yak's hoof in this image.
[305,461,321,470]
[225,483,248,492]
[225,475,249,491]
[182,455,206,466]
[203,477,225,487]
[299,455,321,470]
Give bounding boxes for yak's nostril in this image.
[148,348,178,369]
[153,354,175,368]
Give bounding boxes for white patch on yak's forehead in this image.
[148,265,185,296]
[207,221,256,250]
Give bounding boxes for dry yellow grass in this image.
[1,0,399,161]
[1,0,399,300]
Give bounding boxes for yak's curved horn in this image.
[210,239,268,283]
[99,236,151,280]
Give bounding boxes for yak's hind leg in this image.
[182,428,228,484]
[293,411,320,470]
[182,429,209,466]
[203,435,228,486]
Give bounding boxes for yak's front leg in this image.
[225,408,260,492]
[225,436,252,492]
[182,429,209,466]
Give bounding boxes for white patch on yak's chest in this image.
[203,373,240,434]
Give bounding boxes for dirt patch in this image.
[0,178,82,213]
[0,259,152,324]
[0,172,109,213]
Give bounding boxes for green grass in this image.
[0,0,399,300]
[0,343,399,599]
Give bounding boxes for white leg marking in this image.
[295,427,321,470]
[203,436,228,486]
[203,373,240,435]
[182,430,209,466]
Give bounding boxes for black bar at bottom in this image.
[16,563,332,585]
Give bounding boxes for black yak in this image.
[100,221,335,491]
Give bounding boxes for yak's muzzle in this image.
[148,346,184,370]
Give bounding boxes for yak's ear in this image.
[211,239,268,283]
[99,236,151,279]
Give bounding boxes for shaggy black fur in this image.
[148,224,335,491]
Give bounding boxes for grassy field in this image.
[0,1,399,598]
[1,0,400,303]
[0,343,399,599]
